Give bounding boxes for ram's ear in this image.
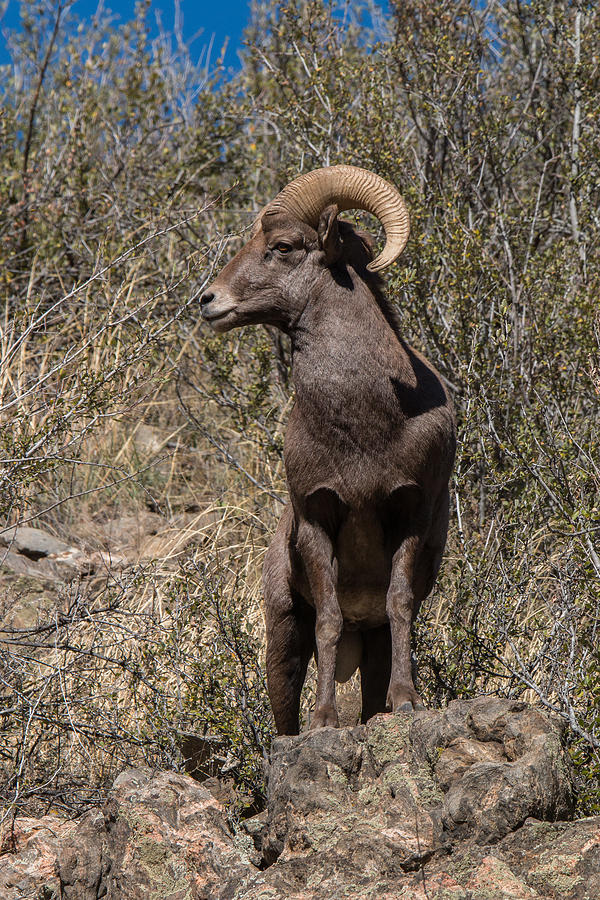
[318,204,342,265]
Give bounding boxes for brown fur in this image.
[201,205,456,734]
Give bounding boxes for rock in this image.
[83,509,224,564]
[138,508,226,562]
[64,768,254,899]
[94,512,166,551]
[0,547,57,580]
[131,423,173,456]
[0,814,76,899]
[384,817,600,900]
[0,507,226,585]
[0,525,131,585]
[230,698,591,899]
[0,768,253,900]
[0,527,76,560]
[0,526,92,581]
[262,716,446,875]
[412,697,575,842]
[262,696,574,870]
[0,699,597,899]
[130,423,192,477]
[178,732,227,780]
[0,572,57,631]
[497,817,600,898]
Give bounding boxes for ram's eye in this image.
[274,242,293,254]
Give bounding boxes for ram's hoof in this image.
[309,707,339,729]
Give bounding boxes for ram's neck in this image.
[289,276,413,435]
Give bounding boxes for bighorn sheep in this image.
[201,166,456,734]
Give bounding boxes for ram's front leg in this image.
[386,533,424,712]
[296,518,342,729]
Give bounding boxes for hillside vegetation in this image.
[0,0,599,822]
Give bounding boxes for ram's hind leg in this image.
[265,591,314,735]
[359,624,392,723]
[263,527,314,735]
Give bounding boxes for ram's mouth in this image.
[202,306,236,332]
[201,304,236,325]
[202,308,230,322]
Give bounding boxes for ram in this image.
[201,166,456,734]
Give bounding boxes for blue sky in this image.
[0,0,253,70]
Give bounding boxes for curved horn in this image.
[263,165,410,272]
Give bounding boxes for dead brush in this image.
[0,498,273,824]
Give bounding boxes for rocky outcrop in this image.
[1,698,598,899]
[256,696,594,899]
[0,769,253,900]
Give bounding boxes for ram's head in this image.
[200,165,410,333]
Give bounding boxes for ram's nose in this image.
[200,289,215,312]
